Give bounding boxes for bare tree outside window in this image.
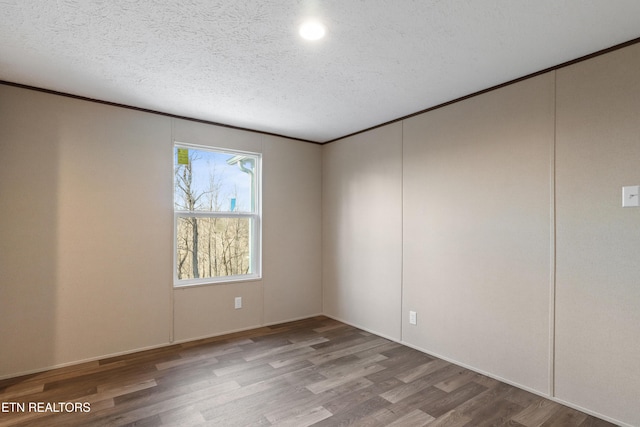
[174,145,260,285]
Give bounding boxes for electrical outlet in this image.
[234,297,242,309]
[409,311,417,325]
[622,185,640,207]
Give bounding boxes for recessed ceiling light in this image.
[299,21,326,41]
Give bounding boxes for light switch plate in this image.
[409,311,417,325]
[622,186,640,207]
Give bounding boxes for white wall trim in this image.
[322,314,402,343]
[262,313,324,328]
[551,397,633,427]
[170,324,264,346]
[325,315,629,427]
[0,342,172,381]
[1,314,324,381]
[1,313,630,426]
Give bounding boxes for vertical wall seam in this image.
[400,120,405,341]
[549,70,558,398]
[170,118,176,343]
[320,143,324,317]
[260,135,267,326]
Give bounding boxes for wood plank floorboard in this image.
[0,316,619,426]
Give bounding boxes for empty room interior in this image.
[1,2,640,426]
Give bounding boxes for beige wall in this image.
[262,135,322,325]
[0,85,322,376]
[172,123,323,341]
[322,123,403,340]
[170,118,265,341]
[402,72,555,394]
[2,41,639,426]
[0,86,173,376]
[322,44,640,426]
[555,43,640,426]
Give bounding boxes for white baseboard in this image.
[1,313,630,427]
[0,341,172,381]
[262,312,324,328]
[321,313,401,342]
[323,315,629,427]
[1,313,324,381]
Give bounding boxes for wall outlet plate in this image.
[622,185,640,207]
[234,297,242,309]
[409,311,417,325]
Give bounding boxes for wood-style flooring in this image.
[0,316,618,426]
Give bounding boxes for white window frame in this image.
[173,142,262,288]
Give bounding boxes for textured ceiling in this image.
[1,1,640,143]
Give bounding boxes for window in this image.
[174,143,261,286]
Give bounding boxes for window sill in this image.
[173,275,262,289]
